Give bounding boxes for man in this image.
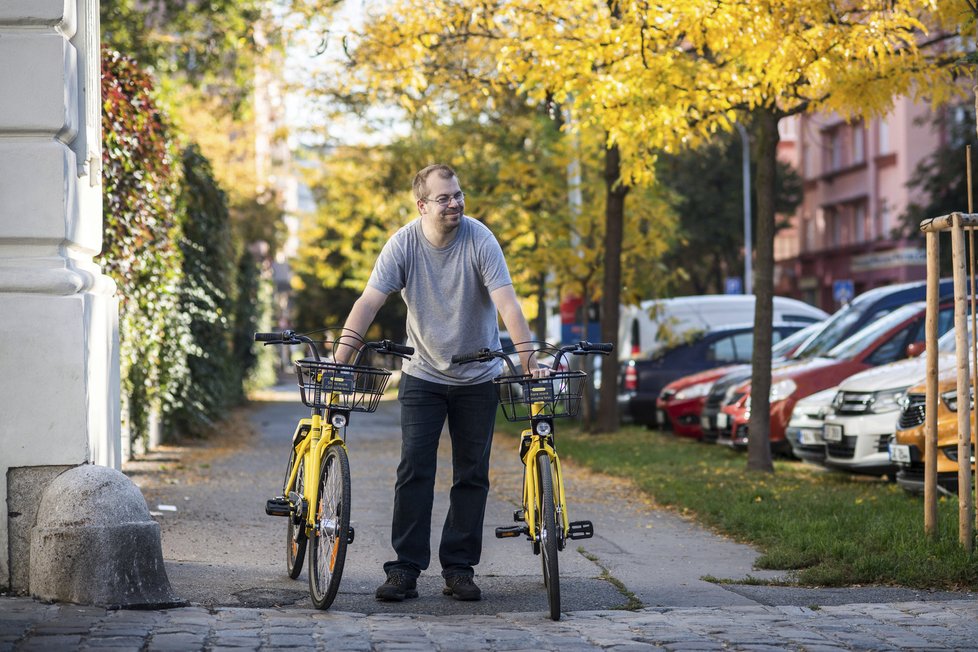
[335,163,540,602]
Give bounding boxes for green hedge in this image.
[100,48,274,449]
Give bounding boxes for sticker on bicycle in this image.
[525,380,555,402]
[321,370,355,393]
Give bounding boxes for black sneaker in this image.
[442,575,481,601]
[375,572,418,601]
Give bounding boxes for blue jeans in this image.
[384,373,498,579]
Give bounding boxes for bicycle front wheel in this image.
[285,448,307,579]
[308,443,351,610]
[537,451,561,621]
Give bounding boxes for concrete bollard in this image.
[29,464,185,608]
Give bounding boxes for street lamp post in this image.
[736,122,752,295]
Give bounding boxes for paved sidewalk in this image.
[3,595,978,650]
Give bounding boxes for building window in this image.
[878,119,890,154]
[855,203,866,242]
[828,129,843,171]
[852,123,865,164]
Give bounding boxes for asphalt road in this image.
[125,378,976,617]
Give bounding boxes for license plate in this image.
[656,409,666,426]
[890,444,912,463]
[792,428,820,445]
[717,412,729,429]
[823,423,843,442]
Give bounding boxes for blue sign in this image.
[833,279,854,304]
[561,322,601,344]
[725,277,743,295]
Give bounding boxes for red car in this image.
[716,301,954,454]
[656,322,824,439]
[655,365,742,438]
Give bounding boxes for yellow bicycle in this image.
[452,340,613,620]
[256,328,412,609]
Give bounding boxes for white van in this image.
[619,295,827,359]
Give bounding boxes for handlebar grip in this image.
[575,341,614,354]
[452,349,489,364]
[387,342,415,356]
[254,332,282,342]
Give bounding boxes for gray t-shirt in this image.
[367,216,512,384]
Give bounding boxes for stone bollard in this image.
[29,464,185,608]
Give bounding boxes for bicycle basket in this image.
[294,359,391,412]
[493,370,586,422]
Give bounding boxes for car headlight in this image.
[769,379,797,403]
[675,381,714,401]
[941,387,975,412]
[870,387,909,414]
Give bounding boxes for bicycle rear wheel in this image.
[285,448,306,580]
[308,443,351,609]
[537,451,560,621]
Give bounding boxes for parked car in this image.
[619,322,808,428]
[821,326,961,478]
[701,281,955,445]
[890,371,975,495]
[619,295,828,358]
[716,300,955,455]
[786,387,839,464]
[699,321,826,443]
[659,322,824,439]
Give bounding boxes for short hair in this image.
[413,164,458,201]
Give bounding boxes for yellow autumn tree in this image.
[325,0,969,451]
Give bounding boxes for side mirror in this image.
[906,341,926,358]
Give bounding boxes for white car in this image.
[786,387,838,464]
[821,331,959,478]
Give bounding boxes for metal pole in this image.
[736,123,752,295]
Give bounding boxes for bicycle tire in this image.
[537,451,561,621]
[285,448,307,580]
[308,443,351,609]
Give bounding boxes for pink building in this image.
[774,100,945,310]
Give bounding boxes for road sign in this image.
[833,279,854,304]
[725,277,743,295]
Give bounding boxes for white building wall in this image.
[0,0,118,591]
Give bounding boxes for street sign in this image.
[833,279,854,304]
[725,277,743,295]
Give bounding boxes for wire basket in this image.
[294,358,391,412]
[493,370,587,422]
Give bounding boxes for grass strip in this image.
[522,421,978,589]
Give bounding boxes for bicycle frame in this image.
[284,408,346,534]
[520,404,570,544]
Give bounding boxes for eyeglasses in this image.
[423,192,465,207]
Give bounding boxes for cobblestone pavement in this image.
[3,595,978,651]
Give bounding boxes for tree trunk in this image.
[746,107,778,472]
[535,270,547,341]
[597,142,627,433]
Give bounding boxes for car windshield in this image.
[773,321,824,358]
[937,323,975,352]
[823,302,924,360]
[793,305,865,358]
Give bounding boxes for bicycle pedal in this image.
[495,525,528,539]
[513,509,525,522]
[347,526,355,544]
[567,520,594,540]
[265,497,291,517]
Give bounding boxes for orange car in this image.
[890,372,976,494]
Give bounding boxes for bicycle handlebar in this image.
[253,330,414,364]
[452,341,614,376]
